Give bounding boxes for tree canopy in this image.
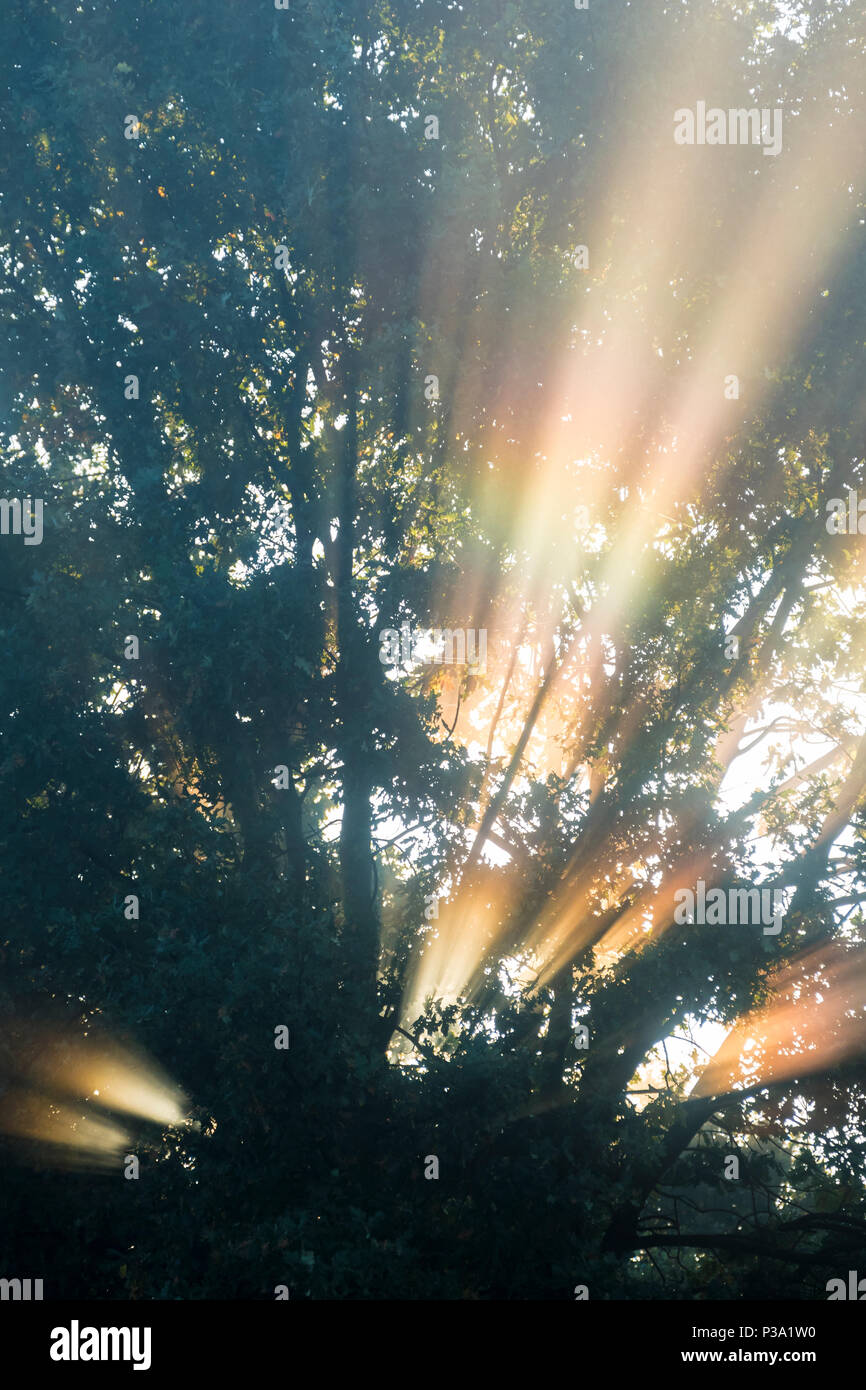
[1,0,866,1299]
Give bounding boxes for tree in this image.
[1,0,865,1299]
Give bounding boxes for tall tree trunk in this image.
[334,349,381,1043]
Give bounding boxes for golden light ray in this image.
[693,943,866,1099]
[0,1021,190,1171]
[0,1088,132,1172]
[399,13,866,1022]
[27,1044,189,1128]
[399,874,516,1030]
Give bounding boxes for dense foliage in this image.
[1,0,865,1298]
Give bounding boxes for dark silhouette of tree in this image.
[1,0,866,1298]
